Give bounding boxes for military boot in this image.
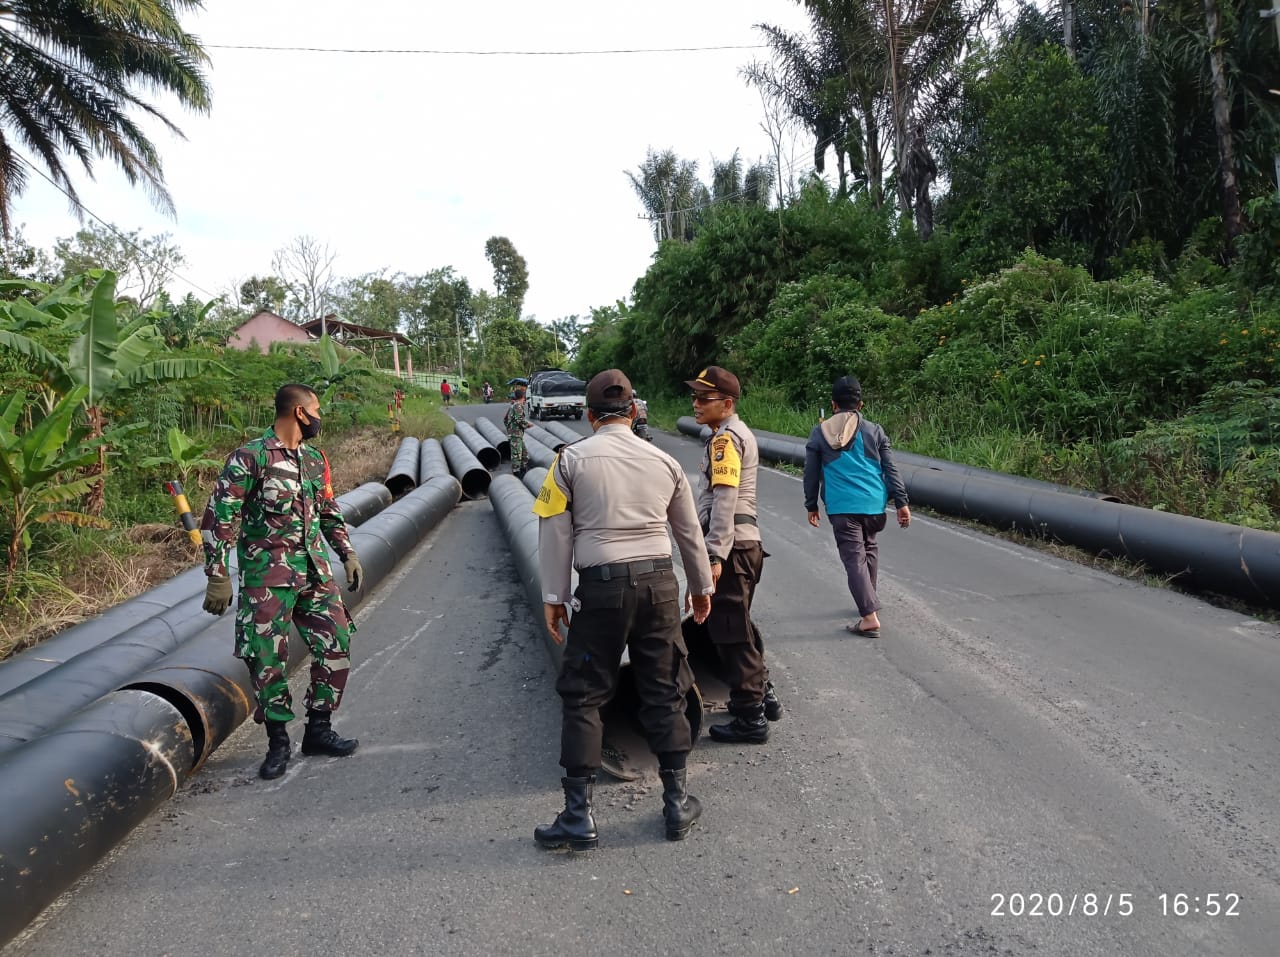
[658,768,702,841]
[708,704,769,744]
[259,720,290,780]
[534,776,598,850]
[763,681,783,722]
[300,709,359,757]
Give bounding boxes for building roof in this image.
[301,316,414,346]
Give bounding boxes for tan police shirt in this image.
[696,413,762,560]
[534,421,715,603]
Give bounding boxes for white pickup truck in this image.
[528,371,586,420]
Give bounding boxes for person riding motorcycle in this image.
[632,390,652,441]
[483,381,494,404]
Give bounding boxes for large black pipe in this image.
[675,416,1120,501]
[898,464,1280,609]
[675,415,1280,609]
[542,421,584,447]
[417,437,450,482]
[116,474,464,770]
[487,474,703,781]
[333,481,395,525]
[0,477,463,948]
[453,419,501,470]
[384,436,422,496]
[0,483,392,707]
[523,423,563,451]
[0,477,458,758]
[441,434,491,498]
[522,432,558,470]
[521,466,549,496]
[474,415,511,459]
[0,690,195,947]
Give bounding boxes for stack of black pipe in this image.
[0,469,463,946]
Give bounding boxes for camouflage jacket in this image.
[201,427,353,588]
[504,402,528,435]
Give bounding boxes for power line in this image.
[13,153,220,301]
[202,42,767,55]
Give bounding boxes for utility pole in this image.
[454,308,465,388]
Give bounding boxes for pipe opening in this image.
[122,681,206,770]
[459,468,491,499]
[385,475,417,498]
[599,664,704,783]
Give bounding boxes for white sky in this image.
[11,1,814,324]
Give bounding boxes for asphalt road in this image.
[8,405,1279,957]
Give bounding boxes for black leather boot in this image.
[259,720,290,780]
[763,681,783,722]
[301,709,359,757]
[658,768,702,841]
[534,776,598,850]
[708,704,769,744]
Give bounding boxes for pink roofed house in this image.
[228,310,315,351]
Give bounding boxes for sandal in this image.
[845,622,880,638]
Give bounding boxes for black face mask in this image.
[298,409,322,440]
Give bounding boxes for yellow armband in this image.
[709,434,741,488]
[532,454,569,517]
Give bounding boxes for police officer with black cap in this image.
[687,365,782,744]
[533,368,715,847]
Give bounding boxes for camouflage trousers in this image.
[509,434,528,473]
[235,578,355,724]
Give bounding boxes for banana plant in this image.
[0,270,224,514]
[0,386,110,599]
[139,426,224,489]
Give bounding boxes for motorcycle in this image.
[632,419,652,442]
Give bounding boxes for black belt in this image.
[702,515,758,534]
[579,557,673,582]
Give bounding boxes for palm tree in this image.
[0,0,212,239]
[626,148,705,243]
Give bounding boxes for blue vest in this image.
[822,432,888,515]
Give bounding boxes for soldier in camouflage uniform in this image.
[201,383,365,780]
[505,387,530,477]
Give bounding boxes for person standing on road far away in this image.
[440,378,452,407]
[534,368,715,848]
[803,375,910,638]
[505,387,530,478]
[687,365,782,744]
[200,383,363,780]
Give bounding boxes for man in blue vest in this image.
[803,375,911,637]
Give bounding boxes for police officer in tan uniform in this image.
[533,369,715,848]
[687,365,782,744]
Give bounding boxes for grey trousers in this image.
[830,512,889,617]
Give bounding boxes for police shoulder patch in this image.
[531,453,569,517]
[709,434,741,488]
